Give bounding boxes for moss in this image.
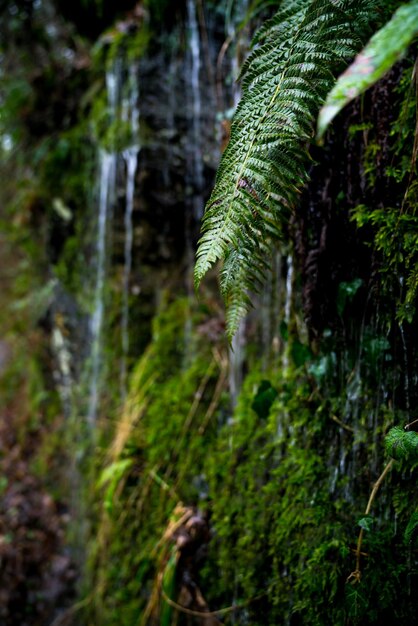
[86,300,418,626]
[3,4,417,624]
[86,295,229,624]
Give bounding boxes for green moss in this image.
[86,303,418,626]
[86,296,229,624]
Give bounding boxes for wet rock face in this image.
[122,6,229,269]
[296,64,406,340]
[105,5,235,361]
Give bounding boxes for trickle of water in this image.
[284,254,293,326]
[183,0,205,366]
[120,65,140,400]
[282,254,294,370]
[88,56,141,418]
[106,57,122,117]
[87,58,124,425]
[229,318,246,409]
[226,0,249,108]
[88,149,117,426]
[52,325,73,418]
[225,4,251,405]
[399,323,410,412]
[261,251,283,368]
[186,0,204,211]
[120,147,139,399]
[261,272,272,368]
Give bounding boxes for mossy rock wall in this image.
[0,2,417,626]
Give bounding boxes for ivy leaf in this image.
[318,0,418,139]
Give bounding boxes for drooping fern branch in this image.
[318,0,418,139]
[195,0,380,338]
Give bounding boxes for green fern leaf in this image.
[318,0,418,139]
[195,0,379,338]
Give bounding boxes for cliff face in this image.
[0,2,417,625]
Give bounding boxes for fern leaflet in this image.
[195,0,379,337]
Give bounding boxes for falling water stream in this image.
[88,57,140,422]
[88,150,117,426]
[87,60,122,425]
[120,66,140,400]
[186,0,204,212]
[282,253,294,372]
[227,0,250,410]
[120,147,139,399]
[184,0,205,364]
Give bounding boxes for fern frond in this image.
[195,0,379,338]
[318,0,418,139]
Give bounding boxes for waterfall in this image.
[183,0,205,365]
[284,254,294,329]
[399,323,410,412]
[186,0,204,216]
[88,149,117,426]
[88,60,120,424]
[120,147,138,399]
[87,55,140,420]
[229,319,246,409]
[184,0,204,262]
[226,0,250,406]
[261,251,283,369]
[282,253,294,370]
[120,67,140,400]
[52,324,73,418]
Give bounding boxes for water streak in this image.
[120,65,140,399]
[120,146,139,399]
[226,1,250,405]
[183,0,205,365]
[186,0,204,209]
[88,150,117,425]
[399,323,410,411]
[52,325,73,418]
[283,254,294,370]
[229,319,245,409]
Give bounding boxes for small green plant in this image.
[385,426,418,462]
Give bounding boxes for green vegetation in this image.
[318,0,418,137]
[195,0,382,337]
[87,295,417,625]
[0,1,417,625]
